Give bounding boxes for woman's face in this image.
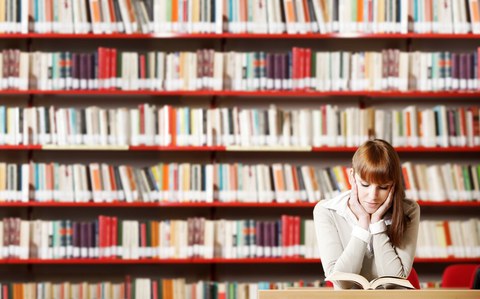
[354,172,393,214]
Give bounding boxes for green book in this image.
[117,220,123,258]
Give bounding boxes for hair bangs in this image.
[356,162,394,185]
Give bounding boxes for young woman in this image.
[313,139,420,289]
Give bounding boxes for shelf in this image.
[1,257,478,264]
[0,201,477,208]
[0,202,317,208]
[2,90,480,98]
[416,201,480,207]
[390,147,480,153]
[226,146,312,152]
[2,33,480,39]
[42,145,129,150]
[413,258,480,263]
[0,258,319,264]
[129,146,226,151]
[0,145,43,150]
[312,147,480,153]
[1,145,479,153]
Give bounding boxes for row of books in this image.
[1,216,479,261]
[4,161,480,203]
[0,161,479,203]
[417,219,480,258]
[0,278,319,299]
[420,281,442,288]
[403,162,480,202]
[3,0,480,34]
[2,104,480,148]
[0,216,318,260]
[3,48,480,91]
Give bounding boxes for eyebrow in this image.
[359,179,392,186]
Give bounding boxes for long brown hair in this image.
[352,139,408,247]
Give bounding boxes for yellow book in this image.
[0,163,6,201]
[0,0,5,31]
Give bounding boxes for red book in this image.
[108,165,118,199]
[443,221,453,257]
[105,48,111,89]
[293,216,300,258]
[107,0,116,26]
[406,111,412,138]
[152,280,158,299]
[125,276,132,299]
[111,216,118,258]
[140,54,146,89]
[401,166,411,190]
[321,105,327,136]
[341,166,351,190]
[139,104,145,139]
[98,215,105,258]
[304,48,311,90]
[290,166,300,201]
[173,165,179,201]
[292,47,299,90]
[79,282,84,298]
[105,216,111,258]
[298,48,305,90]
[459,107,467,142]
[97,47,106,89]
[110,48,117,90]
[141,222,147,259]
[281,215,288,257]
[169,106,177,146]
[288,216,294,257]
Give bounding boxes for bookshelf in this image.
[0,202,479,208]
[0,1,480,296]
[2,145,480,152]
[2,33,480,39]
[1,257,479,264]
[3,90,480,96]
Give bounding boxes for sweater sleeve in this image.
[313,203,368,278]
[372,200,420,277]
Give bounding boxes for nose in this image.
[367,186,379,201]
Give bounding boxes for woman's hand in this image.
[371,185,394,223]
[348,170,370,230]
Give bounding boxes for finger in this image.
[387,184,395,201]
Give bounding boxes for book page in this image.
[326,272,370,289]
[371,276,415,290]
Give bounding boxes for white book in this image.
[427,165,446,201]
[257,0,269,33]
[283,0,296,33]
[19,220,29,259]
[266,0,276,33]
[117,0,132,33]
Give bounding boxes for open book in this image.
[326,272,415,290]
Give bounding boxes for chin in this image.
[363,207,378,214]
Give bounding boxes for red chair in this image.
[407,267,421,289]
[442,264,480,288]
[472,266,480,289]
